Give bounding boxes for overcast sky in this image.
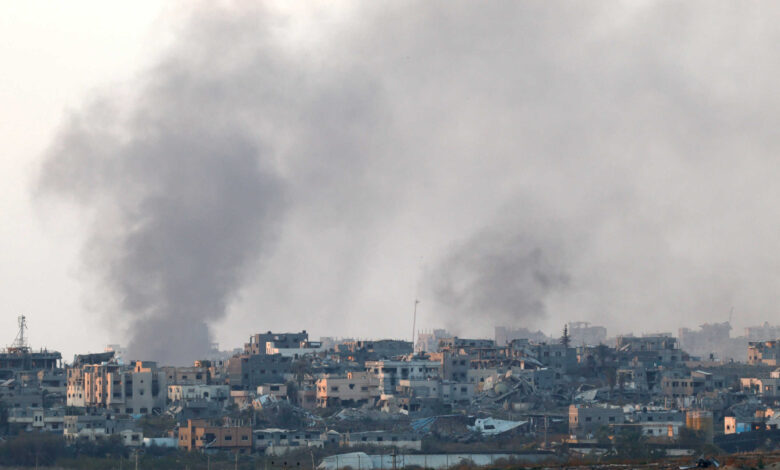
[3,1,780,363]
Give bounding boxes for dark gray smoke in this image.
[36,1,780,352]
[38,102,286,363]
[430,228,569,332]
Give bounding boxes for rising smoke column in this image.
[39,113,286,364]
[36,17,289,364]
[428,225,570,332]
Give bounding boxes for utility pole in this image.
[411,300,420,351]
[235,451,239,470]
[135,450,139,470]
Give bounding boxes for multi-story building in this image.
[257,383,288,401]
[660,371,725,398]
[678,322,747,361]
[244,332,309,356]
[568,404,624,434]
[316,371,381,408]
[436,351,469,382]
[438,337,495,350]
[745,322,780,342]
[163,366,210,385]
[624,406,684,424]
[63,414,136,442]
[530,343,577,375]
[335,340,413,362]
[341,431,421,450]
[365,358,441,394]
[741,377,780,396]
[254,429,326,454]
[168,384,230,403]
[567,322,607,346]
[266,340,324,358]
[748,341,780,366]
[67,360,167,415]
[227,354,292,390]
[616,335,684,366]
[178,419,252,453]
[7,407,65,432]
[416,329,450,353]
[395,378,474,405]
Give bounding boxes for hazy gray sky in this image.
[4,1,780,363]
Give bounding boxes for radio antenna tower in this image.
[12,315,29,351]
[411,300,420,352]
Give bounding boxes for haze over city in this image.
[3,1,780,363]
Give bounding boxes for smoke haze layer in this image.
[37,2,780,361]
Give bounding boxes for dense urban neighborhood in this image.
[5,316,780,468]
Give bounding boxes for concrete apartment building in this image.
[748,341,780,365]
[439,337,496,350]
[266,340,324,358]
[227,353,292,390]
[342,431,422,450]
[745,322,780,342]
[416,329,450,353]
[396,378,475,405]
[168,384,230,403]
[7,406,65,432]
[316,371,381,408]
[661,371,726,398]
[530,343,577,375]
[741,377,780,396]
[569,404,625,434]
[163,366,209,385]
[365,358,442,394]
[178,419,252,453]
[567,322,607,346]
[244,331,309,356]
[335,340,413,362]
[67,360,167,415]
[432,351,469,382]
[254,429,327,454]
[616,335,684,366]
[63,414,136,442]
[257,383,288,401]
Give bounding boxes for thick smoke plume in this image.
[38,105,286,363]
[37,2,780,356]
[430,229,569,331]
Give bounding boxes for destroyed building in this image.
[567,322,607,346]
